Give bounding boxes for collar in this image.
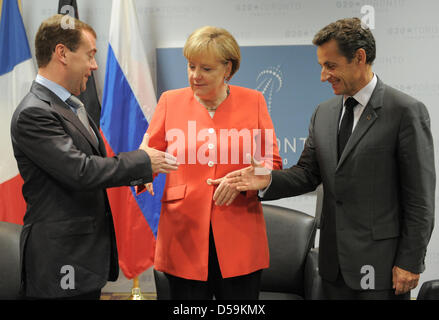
[35,74,71,103]
[343,73,377,107]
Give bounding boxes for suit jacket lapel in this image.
[336,78,384,170]
[330,96,343,167]
[30,82,102,154]
[89,117,107,156]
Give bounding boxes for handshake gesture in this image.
[139,132,179,174]
[209,154,273,206]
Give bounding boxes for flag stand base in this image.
[128,276,145,300]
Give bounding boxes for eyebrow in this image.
[188,61,218,67]
[318,61,335,67]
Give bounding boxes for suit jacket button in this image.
[208,161,214,167]
[336,200,343,205]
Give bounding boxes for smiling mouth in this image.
[329,80,341,88]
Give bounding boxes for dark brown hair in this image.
[35,14,96,68]
[312,17,376,65]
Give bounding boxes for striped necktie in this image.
[66,95,95,139]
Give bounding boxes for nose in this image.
[194,71,201,80]
[91,58,98,71]
[192,68,202,80]
[320,67,330,82]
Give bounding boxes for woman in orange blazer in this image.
[145,26,282,300]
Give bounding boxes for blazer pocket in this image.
[47,216,95,238]
[372,222,400,240]
[161,184,187,202]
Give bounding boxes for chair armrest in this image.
[303,247,326,300]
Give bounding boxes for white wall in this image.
[20,0,439,298]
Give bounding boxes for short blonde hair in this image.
[183,26,241,81]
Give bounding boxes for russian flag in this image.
[101,0,165,279]
[0,0,35,224]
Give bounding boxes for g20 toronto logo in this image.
[256,65,283,115]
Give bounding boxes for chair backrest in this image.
[0,221,22,300]
[260,204,317,297]
[417,280,439,300]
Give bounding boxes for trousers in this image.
[165,225,262,300]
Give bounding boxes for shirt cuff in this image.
[257,174,273,198]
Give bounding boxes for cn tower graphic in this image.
[255,65,283,114]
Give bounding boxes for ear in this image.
[225,60,232,81]
[54,43,68,65]
[356,48,367,65]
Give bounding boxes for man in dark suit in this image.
[226,18,435,299]
[10,14,178,300]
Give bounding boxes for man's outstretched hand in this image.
[209,155,272,206]
[226,154,272,192]
[139,132,179,174]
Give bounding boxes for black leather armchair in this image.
[153,203,325,300]
[0,221,22,300]
[417,280,439,300]
[259,204,324,299]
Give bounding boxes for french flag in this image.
[101,0,165,279]
[0,0,35,224]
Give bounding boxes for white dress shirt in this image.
[35,74,77,113]
[339,73,377,132]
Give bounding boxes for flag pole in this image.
[128,276,145,300]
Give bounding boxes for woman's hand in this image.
[209,175,240,206]
[145,183,154,196]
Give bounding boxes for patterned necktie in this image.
[338,97,358,160]
[66,95,95,139]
